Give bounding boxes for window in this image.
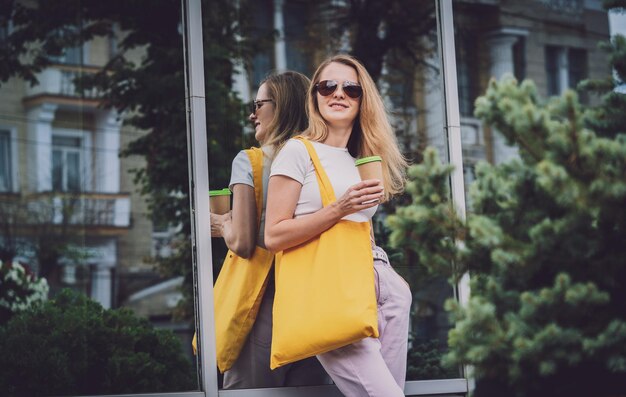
[0,130,13,192]
[48,25,86,65]
[546,45,588,97]
[62,44,83,64]
[456,32,479,117]
[249,0,274,89]
[284,1,311,75]
[52,135,82,192]
[513,36,526,81]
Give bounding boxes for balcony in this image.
[0,191,131,235]
[22,64,102,108]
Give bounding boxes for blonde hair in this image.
[260,71,311,157]
[304,54,407,201]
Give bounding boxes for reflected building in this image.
[454,0,610,176]
[0,29,156,310]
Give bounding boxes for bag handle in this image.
[244,147,264,227]
[295,137,336,206]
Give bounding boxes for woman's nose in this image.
[249,112,256,121]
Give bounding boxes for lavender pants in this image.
[223,278,331,389]
[317,246,412,397]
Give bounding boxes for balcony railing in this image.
[0,191,130,230]
[24,64,100,100]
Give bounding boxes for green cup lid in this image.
[355,156,382,166]
[209,188,232,197]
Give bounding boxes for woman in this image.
[211,71,329,388]
[265,55,411,396]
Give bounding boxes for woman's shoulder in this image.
[232,149,251,166]
[276,138,307,158]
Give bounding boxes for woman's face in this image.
[249,82,275,143]
[316,62,361,130]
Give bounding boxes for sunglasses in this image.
[250,99,274,113]
[315,80,363,99]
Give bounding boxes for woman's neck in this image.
[323,125,353,148]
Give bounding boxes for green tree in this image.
[387,4,626,396]
[0,289,195,395]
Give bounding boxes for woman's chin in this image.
[254,130,266,143]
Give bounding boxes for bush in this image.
[0,289,195,396]
[0,261,48,325]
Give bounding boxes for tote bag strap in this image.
[244,147,264,227]
[294,137,336,206]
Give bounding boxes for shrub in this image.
[0,289,195,396]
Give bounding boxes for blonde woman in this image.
[211,71,329,388]
[265,55,411,396]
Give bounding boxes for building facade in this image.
[0,30,156,309]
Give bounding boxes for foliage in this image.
[406,337,457,380]
[0,289,195,396]
[387,10,626,397]
[0,261,48,325]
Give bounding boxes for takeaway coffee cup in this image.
[355,155,383,182]
[209,188,232,215]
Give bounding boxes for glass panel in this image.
[53,136,81,147]
[66,151,80,192]
[0,131,10,191]
[284,1,311,75]
[545,45,561,95]
[204,0,460,391]
[52,150,63,191]
[249,0,275,94]
[0,0,199,395]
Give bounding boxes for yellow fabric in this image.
[270,137,379,369]
[194,147,274,373]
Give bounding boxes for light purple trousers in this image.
[317,246,412,397]
[222,279,331,389]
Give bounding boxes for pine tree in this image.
[387,3,626,396]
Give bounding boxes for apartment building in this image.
[0,31,155,309]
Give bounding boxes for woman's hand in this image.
[265,176,383,253]
[210,212,231,238]
[331,179,384,218]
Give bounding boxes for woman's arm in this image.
[212,183,257,258]
[264,176,384,252]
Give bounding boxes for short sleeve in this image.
[270,139,310,184]
[229,150,254,189]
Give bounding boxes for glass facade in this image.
[0,0,198,395]
[0,0,613,395]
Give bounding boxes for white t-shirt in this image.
[228,147,272,247]
[270,139,377,222]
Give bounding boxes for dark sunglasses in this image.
[315,80,363,99]
[250,99,274,113]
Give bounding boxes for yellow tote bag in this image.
[270,137,379,369]
[195,147,274,373]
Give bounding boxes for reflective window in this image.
[52,135,83,192]
[204,0,463,393]
[0,1,198,395]
[0,130,12,192]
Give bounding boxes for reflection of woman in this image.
[211,71,329,389]
[265,55,411,396]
